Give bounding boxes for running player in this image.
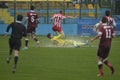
[23,5,40,50]
[51,11,76,37]
[5,15,26,73]
[47,33,88,47]
[91,17,115,76]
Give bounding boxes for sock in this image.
[98,64,103,75]
[104,60,114,74]
[14,56,18,67]
[98,61,103,75]
[25,39,29,47]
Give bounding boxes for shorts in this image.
[52,25,62,33]
[9,38,21,51]
[27,27,36,34]
[97,45,110,59]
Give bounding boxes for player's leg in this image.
[97,57,104,76]
[53,25,65,38]
[24,38,29,49]
[12,40,21,73]
[103,58,114,75]
[23,32,30,50]
[31,32,40,47]
[58,27,65,38]
[97,46,106,76]
[23,35,29,51]
[12,50,19,73]
[103,48,114,75]
[7,38,13,63]
[103,60,114,75]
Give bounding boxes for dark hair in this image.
[30,5,34,10]
[59,10,63,14]
[47,33,51,39]
[17,14,23,21]
[102,17,108,23]
[105,10,110,16]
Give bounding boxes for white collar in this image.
[30,10,35,12]
[16,21,22,23]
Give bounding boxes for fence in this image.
[0,0,120,36]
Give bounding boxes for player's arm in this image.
[66,15,77,18]
[91,31,102,42]
[5,23,13,37]
[90,35,99,42]
[91,25,103,42]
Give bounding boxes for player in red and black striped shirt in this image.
[91,17,115,76]
[23,5,40,50]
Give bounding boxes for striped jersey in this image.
[52,13,67,27]
[106,16,116,27]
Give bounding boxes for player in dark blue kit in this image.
[5,15,27,73]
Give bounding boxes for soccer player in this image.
[94,10,116,34]
[47,33,88,47]
[91,17,115,76]
[100,10,116,29]
[105,10,116,27]
[5,15,27,73]
[23,5,40,50]
[51,10,76,37]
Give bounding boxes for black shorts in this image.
[27,27,36,34]
[9,38,21,51]
[97,46,110,59]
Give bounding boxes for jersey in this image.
[52,13,67,32]
[97,23,115,58]
[6,21,27,50]
[105,16,116,27]
[98,23,115,46]
[6,21,26,39]
[27,10,38,28]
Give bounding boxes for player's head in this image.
[47,33,52,39]
[30,5,35,10]
[105,10,110,16]
[17,14,23,21]
[59,10,63,14]
[101,17,108,23]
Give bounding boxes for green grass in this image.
[0,35,120,80]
